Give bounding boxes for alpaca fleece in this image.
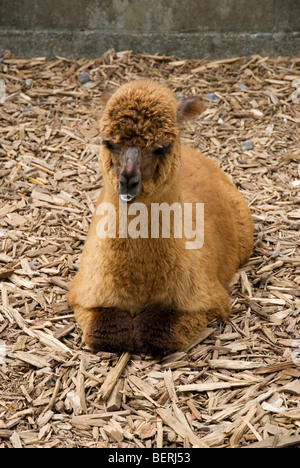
[68,80,254,356]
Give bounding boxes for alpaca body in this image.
[68,80,253,355]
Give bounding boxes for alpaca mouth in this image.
[119,192,137,204]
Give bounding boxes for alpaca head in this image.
[99,80,203,203]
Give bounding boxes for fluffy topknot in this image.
[100,80,179,147]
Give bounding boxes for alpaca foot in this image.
[133,308,208,357]
[133,308,176,356]
[86,308,134,354]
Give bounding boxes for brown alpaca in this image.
[68,80,253,356]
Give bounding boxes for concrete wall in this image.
[0,0,299,59]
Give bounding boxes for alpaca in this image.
[68,80,253,356]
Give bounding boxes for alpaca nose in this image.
[119,146,141,203]
[119,172,140,191]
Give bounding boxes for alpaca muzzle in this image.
[118,146,141,203]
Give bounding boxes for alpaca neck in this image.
[98,171,183,244]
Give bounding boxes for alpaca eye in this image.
[102,140,115,152]
[153,143,170,156]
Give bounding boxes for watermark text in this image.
[96,201,204,250]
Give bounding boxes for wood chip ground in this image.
[0,49,299,448]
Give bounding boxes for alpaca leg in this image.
[230,194,254,267]
[73,305,133,353]
[206,285,231,323]
[133,285,231,356]
[133,307,208,356]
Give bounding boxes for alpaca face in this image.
[99,80,203,203]
[101,138,173,203]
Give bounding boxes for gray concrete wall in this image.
[0,0,299,59]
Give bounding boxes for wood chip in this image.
[99,352,131,400]
[72,410,130,427]
[178,381,251,393]
[9,431,23,448]
[10,351,51,369]
[281,380,300,396]
[106,379,124,411]
[209,360,263,370]
[245,435,300,449]
[157,408,209,448]
[230,404,257,447]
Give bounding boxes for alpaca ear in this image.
[177,96,204,122]
[100,90,115,106]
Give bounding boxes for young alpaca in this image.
[68,80,253,356]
